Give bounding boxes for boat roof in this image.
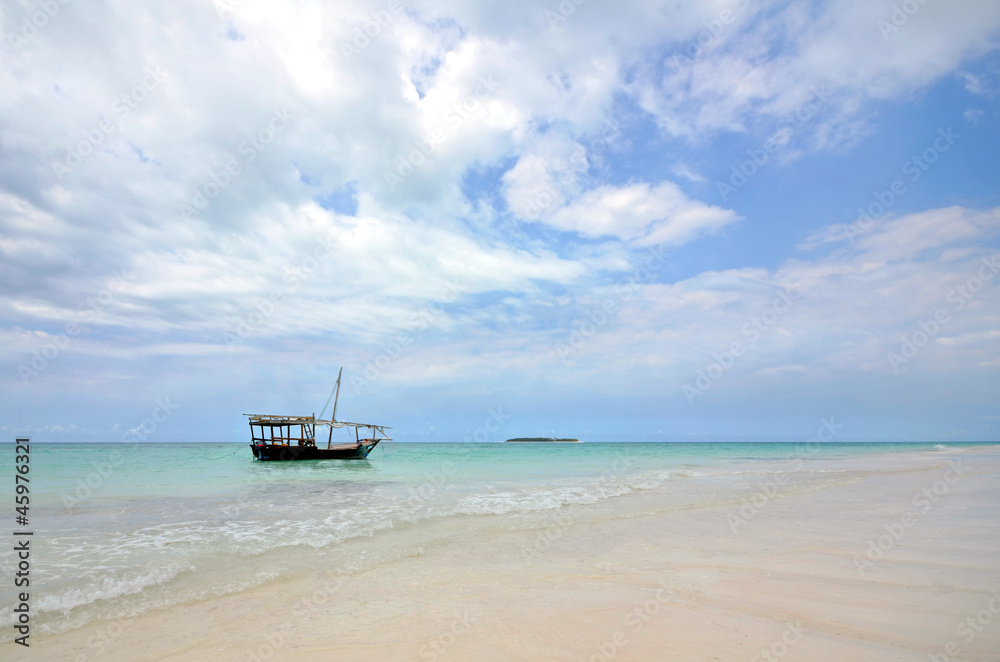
[243,414,391,430]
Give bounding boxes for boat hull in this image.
[249,441,378,461]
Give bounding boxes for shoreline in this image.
[4,445,999,661]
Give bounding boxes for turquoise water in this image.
[0,440,994,639]
[14,440,979,505]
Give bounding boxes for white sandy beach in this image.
[5,446,999,662]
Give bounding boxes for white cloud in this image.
[671,163,706,183]
[532,206,1000,405]
[635,0,1000,144]
[544,181,740,246]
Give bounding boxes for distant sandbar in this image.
[505,437,580,442]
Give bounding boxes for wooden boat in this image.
[245,369,391,461]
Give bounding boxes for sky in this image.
[1,0,999,443]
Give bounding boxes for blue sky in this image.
[2,0,999,443]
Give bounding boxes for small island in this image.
[505,437,580,443]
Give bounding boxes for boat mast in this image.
[318,367,343,421]
[331,367,342,422]
[317,367,344,450]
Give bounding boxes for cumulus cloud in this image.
[543,181,740,246]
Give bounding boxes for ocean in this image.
[0,440,993,642]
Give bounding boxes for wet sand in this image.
[7,446,1000,661]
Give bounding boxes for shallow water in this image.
[0,440,993,640]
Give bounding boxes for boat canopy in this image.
[243,414,391,432]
